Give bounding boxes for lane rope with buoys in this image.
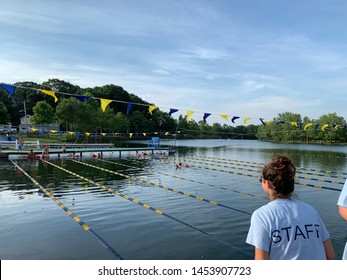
[155,156,344,192]
[105,157,267,200]
[71,159,252,215]
[42,158,253,258]
[193,155,347,177]
[172,156,345,186]
[10,160,124,260]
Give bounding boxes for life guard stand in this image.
[148,137,160,148]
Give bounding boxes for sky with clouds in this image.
[1,0,346,124]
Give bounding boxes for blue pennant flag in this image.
[203,113,211,123]
[169,108,179,116]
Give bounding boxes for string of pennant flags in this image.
[0,82,346,134]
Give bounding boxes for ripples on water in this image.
[0,140,346,259]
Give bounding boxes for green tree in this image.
[0,102,10,123]
[31,101,55,124]
[55,98,87,131]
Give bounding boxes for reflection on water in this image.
[0,139,346,259]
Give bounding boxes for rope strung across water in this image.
[174,156,345,186]
[10,160,124,260]
[193,155,347,177]
[42,159,253,258]
[104,157,267,200]
[158,156,344,192]
[72,159,252,215]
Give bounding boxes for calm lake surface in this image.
[1,139,346,260]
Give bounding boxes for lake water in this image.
[1,139,346,260]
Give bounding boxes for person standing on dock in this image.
[16,138,24,151]
[337,178,347,260]
[246,153,335,260]
[42,144,49,158]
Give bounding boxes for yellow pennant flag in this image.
[265,120,273,125]
[186,111,194,123]
[50,130,57,134]
[68,131,75,135]
[41,90,58,103]
[100,98,113,112]
[304,123,312,131]
[85,132,91,136]
[321,124,329,131]
[31,128,38,132]
[290,122,298,127]
[101,133,106,136]
[148,105,158,115]
[244,117,251,124]
[165,132,170,135]
[143,133,147,137]
[335,125,340,130]
[220,114,228,121]
[129,133,133,138]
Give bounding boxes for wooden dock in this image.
[0,141,175,160]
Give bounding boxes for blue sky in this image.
[1,0,346,124]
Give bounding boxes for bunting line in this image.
[0,82,346,129]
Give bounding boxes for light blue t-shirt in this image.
[337,179,347,260]
[246,198,330,260]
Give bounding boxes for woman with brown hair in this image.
[246,153,335,260]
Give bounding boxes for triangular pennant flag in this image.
[50,130,57,134]
[59,131,64,137]
[127,103,134,115]
[314,124,320,133]
[148,105,158,115]
[41,90,58,103]
[244,117,251,124]
[186,111,194,123]
[203,113,211,123]
[85,132,91,136]
[321,124,329,131]
[76,132,81,138]
[0,83,22,104]
[31,128,38,132]
[165,132,170,135]
[335,125,340,130]
[169,108,179,116]
[259,118,266,125]
[0,83,16,95]
[290,122,298,127]
[129,133,133,138]
[74,95,92,102]
[231,116,240,124]
[276,121,285,125]
[101,133,106,136]
[100,98,112,112]
[304,123,312,131]
[265,120,273,125]
[220,114,228,121]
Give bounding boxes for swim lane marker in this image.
[11,160,124,260]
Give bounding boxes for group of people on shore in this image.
[246,152,347,260]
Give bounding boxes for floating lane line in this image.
[158,157,343,192]
[192,155,347,177]
[113,158,267,200]
[72,159,252,215]
[10,160,124,260]
[172,156,345,186]
[192,155,347,180]
[42,159,253,258]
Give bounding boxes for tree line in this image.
[0,78,346,143]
